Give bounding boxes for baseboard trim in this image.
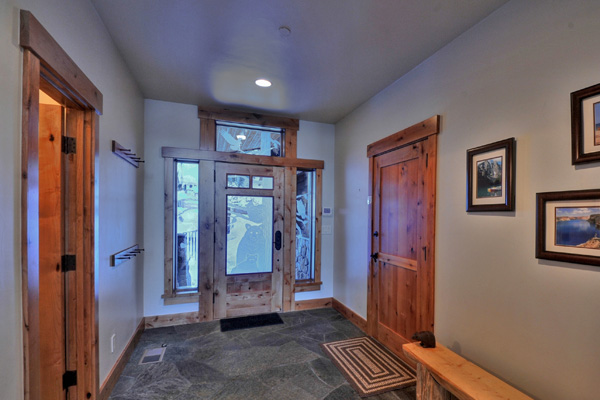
[294,297,333,311]
[99,317,145,400]
[332,298,368,333]
[144,311,201,329]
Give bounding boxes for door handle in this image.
[274,230,282,251]
[370,252,379,262]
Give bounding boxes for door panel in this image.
[39,103,67,399]
[214,163,284,319]
[369,138,436,362]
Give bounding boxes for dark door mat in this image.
[220,313,284,332]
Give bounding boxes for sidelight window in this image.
[174,161,199,291]
[295,170,316,281]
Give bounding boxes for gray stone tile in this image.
[309,357,347,388]
[211,377,270,400]
[208,341,319,377]
[107,309,416,400]
[323,384,362,400]
[112,362,191,400]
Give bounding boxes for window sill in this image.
[294,281,322,293]
[162,292,199,305]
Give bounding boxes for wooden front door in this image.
[367,119,438,361]
[214,163,284,319]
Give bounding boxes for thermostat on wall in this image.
[323,207,333,216]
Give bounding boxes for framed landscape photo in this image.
[466,138,515,212]
[536,189,600,267]
[571,82,600,164]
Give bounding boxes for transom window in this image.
[216,121,283,156]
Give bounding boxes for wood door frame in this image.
[366,116,440,349]
[20,10,102,400]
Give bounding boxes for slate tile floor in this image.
[109,308,416,400]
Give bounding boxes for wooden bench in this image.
[403,342,533,400]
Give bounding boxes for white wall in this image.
[296,120,335,302]
[143,99,200,316]
[0,0,145,392]
[334,1,600,399]
[143,100,335,316]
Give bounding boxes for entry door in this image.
[214,163,284,319]
[370,138,436,358]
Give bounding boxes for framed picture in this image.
[571,82,600,164]
[466,138,515,212]
[536,189,600,267]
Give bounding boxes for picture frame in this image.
[466,138,515,212]
[571,82,600,164]
[536,189,600,267]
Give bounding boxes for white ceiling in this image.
[91,0,508,123]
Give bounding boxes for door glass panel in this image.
[175,161,199,291]
[216,121,283,156]
[227,174,250,188]
[295,170,315,280]
[227,195,273,275]
[252,176,274,189]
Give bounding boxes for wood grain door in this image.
[214,163,284,319]
[39,102,68,399]
[369,137,436,360]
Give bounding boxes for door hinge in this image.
[426,153,429,168]
[423,246,427,262]
[62,136,76,154]
[62,254,76,272]
[213,292,216,304]
[62,370,77,390]
[214,169,216,182]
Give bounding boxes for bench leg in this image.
[417,363,454,400]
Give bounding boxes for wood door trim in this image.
[20,10,103,113]
[21,11,102,399]
[367,115,440,158]
[198,105,299,130]
[162,147,324,170]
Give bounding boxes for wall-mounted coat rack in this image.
[110,244,144,267]
[112,140,144,167]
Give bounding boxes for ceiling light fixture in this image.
[236,134,247,140]
[255,79,272,88]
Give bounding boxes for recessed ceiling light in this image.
[255,79,272,88]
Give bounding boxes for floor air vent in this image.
[139,347,166,365]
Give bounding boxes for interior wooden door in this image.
[39,101,68,399]
[38,97,85,400]
[214,163,284,319]
[370,137,436,360]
